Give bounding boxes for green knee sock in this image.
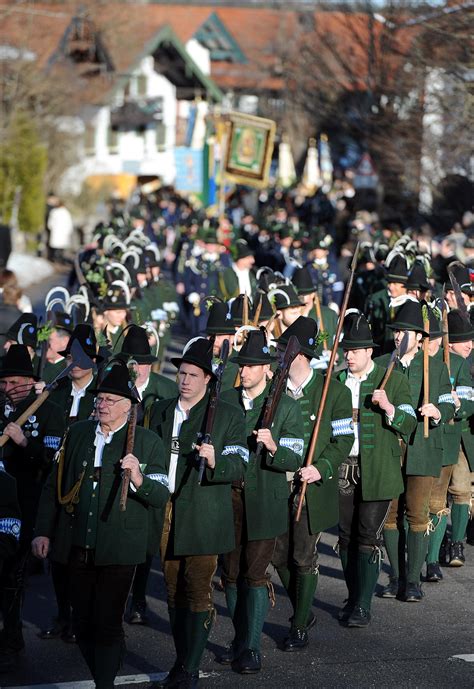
[184,610,213,674]
[340,547,357,603]
[427,513,447,564]
[292,572,318,629]
[276,566,296,613]
[406,530,428,584]
[244,586,269,652]
[168,607,187,663]
[451,504,470,542]
[355,550,380,612]
[383,529,400,579]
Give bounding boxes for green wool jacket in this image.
[433,350,474,466]
[141,372,178,412]
[221,386,304,540]
[375,350,455,477]
[49,375,97,425]
[217,266,258,302]
[337,365,417,500]
[220,359,240,391]
[35,421,169,566]
[308,304,337,349]
[42,359,68,384]
[290,371,354,534]
[149,393,247,556]
[365,288,393,353]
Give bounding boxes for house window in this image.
[84,126,95,155]
[108,126,119,154]
[156,121,166,151]
[137,75,147,97]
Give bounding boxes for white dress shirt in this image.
[345,363,374,457]
[70,375,94,417]
[93,420,127,489]
[168,401,189,494]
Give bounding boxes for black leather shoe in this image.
[38,620,64,640]
[283,627,308,652]
[426,562,443,582]
[439,534,450,565]
[347,605,371,628]
[449,541,465,567]
[380,577,399,598]
[174,670,199,689]
[404,582,424,602]
[338,601,354,622]
[152,663,186,688]
[216,642,238,665]
[127,602,149,625]
[232,648,261,674]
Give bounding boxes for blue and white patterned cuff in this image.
[279,437,304,457]
[146,473,169,489]
[331,418,354,437]
[438,394,456,405]
[397,404,416,418]
[222,445,250,463]
[43,436,62,450]
[455,386,473,401]
[0,518,21,540]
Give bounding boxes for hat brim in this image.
[171,356,215,377]
[206,326,235,335]
[295,287,315,296]
[229,353,276,366]
[275,334,315,359]
[121,353,158,364]
[341,340,378,350]
[449,331,474,343]
[387,322,428,337]
[386,275,408,284]
[88,385,139,403]
[102,302,134,311]
[0,368,40,382]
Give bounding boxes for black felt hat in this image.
[406,262,429,291]
[171,338,214,377]
[230,328,275,366]
[428,310,443,340]
[388,300,428,336]
[386,254,409,283]
[51,311,74,333]
[0,344,40,381]
[58,324,103,363]
[341,311,378,350]
[205,300,235,335]
[251,292,274,323]
[448,309,474,343]
[89,360,138,403]
[121,324,158,364]
[233,239,254,261]
[229,295,252,327]
[269,284,302,311]
[4,313,38,349]
[292,267,315,295]
[446,262,472,295]
[276,315,319,358]
[102,284,131,311]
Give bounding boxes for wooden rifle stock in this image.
[295,242,360,522]
[119,400,138,511]
[255,336,301,457]
[422,312,430,439]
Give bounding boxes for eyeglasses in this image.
[95,397,124,408]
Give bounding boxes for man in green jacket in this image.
[149,338,248,689]
[119,324,177,624]
[376,300,455,602]
[41,324,103,643]
[425,310,473,578]
[32,362,169,689]
[336,311,417,627]
[442,310,474,567]
[272,316,354,651]
[219,329,304,673]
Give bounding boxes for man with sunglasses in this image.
[0,345,64,672]
[33,362,169,689]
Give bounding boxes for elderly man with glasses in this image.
[33,362,169,689]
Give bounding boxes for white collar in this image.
[71,375,94,394]
[95,419,128,444]
[287,369,313,395]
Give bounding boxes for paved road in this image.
[14,271,474,689]
[2,532,473,689]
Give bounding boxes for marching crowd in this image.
[0,190,472,689]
